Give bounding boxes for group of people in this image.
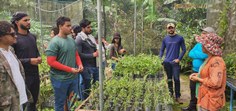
[0,10,226,111]
[0,12,41,111]
[0,11,127,111]
[160,23,226,111]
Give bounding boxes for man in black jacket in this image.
[11,12,41,111]
[75,19,99,100]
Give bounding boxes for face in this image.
[50,30,55,38]
[84,24,92,35]
[201,31,208,36]
[0,28,17,46]
[59,21,72,35]
[16,16,31,30]
[114,38,120,43]
[71,30,76,39]
[202,45,208,54]
[167,26,175,35]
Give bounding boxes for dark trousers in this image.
[81,67,99,100]
[163,61,181,98]
[189,71,198,108]
[24,74,40,111]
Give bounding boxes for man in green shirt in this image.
[46,16,83,111]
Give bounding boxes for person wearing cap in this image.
[159,23,186,104]
[75,19,99,100]
[182,27,215,111]
[11,12,41,111]
[189,33,226,111]
[0,21,33,111]
[110,32,126,70]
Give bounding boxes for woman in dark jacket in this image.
[110,32,126,69]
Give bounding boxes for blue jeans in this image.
[111,63,116,70]
[163,61,181,98]
[78,74,84,100]
[50,76,78,111]
[81,67,99,100]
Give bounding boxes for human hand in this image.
[71,68,80,74]
[173,59,180,63]
[78,65,84,72]
[119,49,126,54]
[37,57,42,64]
[93,51,99,57]
[189,73,198,81]
[30,58,40,65]
[191,75,199,81]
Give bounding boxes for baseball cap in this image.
[167,23,175,28]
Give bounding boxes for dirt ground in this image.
[180,74,191,103]
[172,74,191,111]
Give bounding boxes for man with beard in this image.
[11,12,41,111]
[75,19,99,100]
[159,23,186,104]
[46,16,83,111]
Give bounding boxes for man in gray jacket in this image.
[75,19,99,100]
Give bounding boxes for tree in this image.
[206,0,236,54]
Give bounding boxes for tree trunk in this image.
[206,0,236,54]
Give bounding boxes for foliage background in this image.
[1,0,236,110]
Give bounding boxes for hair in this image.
[72,25,82,35]
[0,21,14,37]
[112,34,121,47]
[11,12,28,31]
[79,19,91,28]
[51,26,59,35]
[56,16,71,28]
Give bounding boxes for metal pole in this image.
[134,0,137,55]
[97,0,104,110]
[141,0,144,53]
[38,0,43,52]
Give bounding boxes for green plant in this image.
[143,81,153,108]
[113,54,163,77]
[218,0,230,37]
[38,54,53,110]
[224,53,236,79]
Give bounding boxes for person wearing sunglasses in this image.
[11,12,41,111]
[159,23,186,104]
[0,21,32,111]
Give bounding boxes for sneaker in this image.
[176,98,183,104]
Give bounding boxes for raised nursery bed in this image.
[76,54,174,111]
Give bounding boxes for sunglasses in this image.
[7,32,16,37]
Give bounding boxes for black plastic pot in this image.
[134,107,143,111]
[145,106,151,111]
[115,105,121,111]
[163,104,172,111]
[125,106,132,111]
[155,104,162,111]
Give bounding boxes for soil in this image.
[172,74,191,111]
[180,74,191,103]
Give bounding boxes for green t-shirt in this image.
[46,36,77,81]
